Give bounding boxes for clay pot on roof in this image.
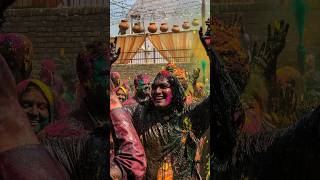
[172,25,180,33]
[148,22,157,33]
[192,18,199,26]
[119,19,129,34]
[160,22,169,33]
[132,22,144,33]
[182,21,190,30]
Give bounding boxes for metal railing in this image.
[10,0,107,8]
[115,48,192,64]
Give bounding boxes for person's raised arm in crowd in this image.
[110,39,147,179]
[202,20,245,162]
[184,21,245,150]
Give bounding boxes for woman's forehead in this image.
[154,77,169,83]
[117,89,125,94]
[21,87,48,104]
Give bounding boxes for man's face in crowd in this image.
[151,77,173,108]
[86,55,109,105]
[76,53,109,124]
[20,86,49,132]
[92,55,108,90]
[136,79,151,98]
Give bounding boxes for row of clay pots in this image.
[119,19,200,34]
[148,23,181,33]
[147,22,182,33]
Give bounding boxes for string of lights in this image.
[110,0,209,26]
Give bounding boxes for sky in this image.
[110,0,210,37]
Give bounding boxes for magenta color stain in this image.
[165,89,173,105]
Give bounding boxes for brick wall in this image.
[212,0,320,68]
[2,7,108,76]
[112,62,199,83]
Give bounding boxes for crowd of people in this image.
[110,61,210,179]
[1,0,320,179]
[0,4,211,178]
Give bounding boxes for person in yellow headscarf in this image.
[0,27,69,180]
[114,85,129,103]
[17,79,55,133]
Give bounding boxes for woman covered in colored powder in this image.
[17,79,55,134]
[114,85,129,103]
[0,41,69,180]
[122,67,211,179]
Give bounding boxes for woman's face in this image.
[151,77,173,108]
[116,88,127,103]
[20,87,49,131]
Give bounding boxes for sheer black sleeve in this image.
[208,48,245,161]
[185,96,210,138]
[215,106,320,179]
